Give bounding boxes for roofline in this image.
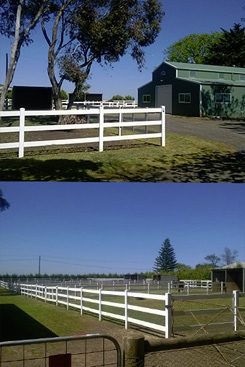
[138,81,153,90]
[162,61,245,74]
[176,76,245,86]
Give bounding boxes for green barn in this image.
[138,61,245,119]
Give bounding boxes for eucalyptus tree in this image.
[164,33,222,64]
[0,0,51,111]
[41,0,163,109]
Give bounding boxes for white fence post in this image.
[125,289,128,329]
[161,106,165,147]
[119,106,122,136]
[80,287,83,315]
[56,286,58,306]
[99,288,102,321]
[233,290,239,332]
[45,287,47,303]
[165,292,172,339]
[67,287,69,310]
[19,108,25,158]
[99,105,104,152]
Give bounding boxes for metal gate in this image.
[0,334,121,367]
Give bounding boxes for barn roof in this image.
[220,262,245,269]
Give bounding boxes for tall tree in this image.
[41,0,163,109]
[0,190,10,212]
[153,238,177,272]
[221,247,238,265]
[204,254,220,267]
[0,0,51,111]
[164,33,221,64]
[204,23,245,67]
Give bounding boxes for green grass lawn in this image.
[1,133,244,182]
[1,288,244,343]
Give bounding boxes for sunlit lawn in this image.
[1,132,243,182]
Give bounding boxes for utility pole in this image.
[38,256,41,276]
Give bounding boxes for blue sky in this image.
[0,182,244,275]
[0,0,244,100]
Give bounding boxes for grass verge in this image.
[1,133,244,182]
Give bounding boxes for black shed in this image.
[211,262,245,292]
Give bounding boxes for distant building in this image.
[69,93,103,102]
[138,61,245,118]
[211,262,245,292]
[12,86,52,110]
[124,273,145,281]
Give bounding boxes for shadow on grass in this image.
[0,304,57,342]
[0,158,102,181]
[0,150,244,182]
[220,122,245,134]
[108,150,245,183]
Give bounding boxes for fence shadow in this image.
[0,158,102,181]
[0,304,57,342]
[0,150,244,182]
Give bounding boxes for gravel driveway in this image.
[166,115,245,151]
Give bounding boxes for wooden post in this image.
[99,105,104,152]
[161,105,165,147]
[67,287,69,310]
[56,286,58,306]
[165,292,172,339]
[118,106,122,136]
[125,289,128,329]
[80,287,83,315]
[123,336,145,367]
[99,288,102,321]
[233,290,239,332]
[19,108,25,158]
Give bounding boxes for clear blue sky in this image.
[0,182,244,275]
[0,0,244,100]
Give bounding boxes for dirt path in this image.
[166,115,245,151]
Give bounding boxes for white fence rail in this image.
[0,106,165,158]
[62,100,138,109]
[20,284,172,338]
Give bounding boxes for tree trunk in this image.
[0,2,23,111]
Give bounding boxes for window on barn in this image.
[190,71,196,78]
[240,74,245,81]
[219,73,225,79]
[215,93,231,103]
[142,94,151,103]
[178,93,191,103]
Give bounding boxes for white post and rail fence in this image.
[0,106,165,158]
[20,283,172,338]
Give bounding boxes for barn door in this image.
[155,85,172,114]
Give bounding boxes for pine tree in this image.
[153,238,177,272]
[204,23,245,67]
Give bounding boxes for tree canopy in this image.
[164,33,221,64]
[41,0,163,109]
[221,247,238,265]
[0,0,51,110]
[153,238,177,272]
[0,190,10,212]
[203,23,245,67]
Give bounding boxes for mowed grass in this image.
[0,132,243,182]
[1,288,244,342]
